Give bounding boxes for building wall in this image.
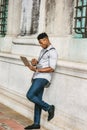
[45,0,73,36]
[0,0,87,130]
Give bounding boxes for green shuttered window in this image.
[0,0,8,37]
[74,0,87,38]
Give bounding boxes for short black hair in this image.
[37,32,48,40]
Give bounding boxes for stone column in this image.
[20,0,33,36]
[30,0,41,34]
[7,0,22,36]
[20,0,41,36]
[45,0,56,34]
[38,0,46,33]
[1,0,22,53]
[45,0,74,36]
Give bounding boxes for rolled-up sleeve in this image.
[49,50,58,69]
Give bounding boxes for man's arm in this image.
[36,67,54,73]
[27,64,54,73]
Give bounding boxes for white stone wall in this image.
[0,54,87,130]
[0,0,87,130]
[45,0,74,36]
[7,0,22,36]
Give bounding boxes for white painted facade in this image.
[0,0,87,130]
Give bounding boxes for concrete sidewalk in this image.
[0,103,47,130]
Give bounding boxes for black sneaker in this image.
[24,124,40,129]
[48,105,55,121]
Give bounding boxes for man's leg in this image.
[25,78,55,129]
[34,85,44,125]
[26,78,50,111]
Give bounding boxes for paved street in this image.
[0,103,47,130]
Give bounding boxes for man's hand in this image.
[27,64,36,72]
[31,58,38,66]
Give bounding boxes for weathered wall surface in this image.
[45,0,74,36]
[0,0,87,130]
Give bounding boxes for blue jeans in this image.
[26,78,50,125]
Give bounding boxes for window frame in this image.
[74,0,87,38]
[0,0,8,37]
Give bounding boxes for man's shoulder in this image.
[47,45,55,50]
[48,46,58,57]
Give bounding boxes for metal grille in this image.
[0,0,8,36]
[74,0,87,38]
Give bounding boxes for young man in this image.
[24,32,58,129]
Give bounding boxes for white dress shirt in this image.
[32,45,58,82]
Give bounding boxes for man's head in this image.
[37,32,51,49]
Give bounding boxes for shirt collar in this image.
[46,44,53,51]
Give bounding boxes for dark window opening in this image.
[0,0,8,37]
[74,0,87,38]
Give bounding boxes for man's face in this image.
[38,37,50,49]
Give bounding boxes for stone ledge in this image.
[0,52,87,79]
[58,60,87,71]
[12,37,39,45]
[57,60,87,79]
[0,52,32,66]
